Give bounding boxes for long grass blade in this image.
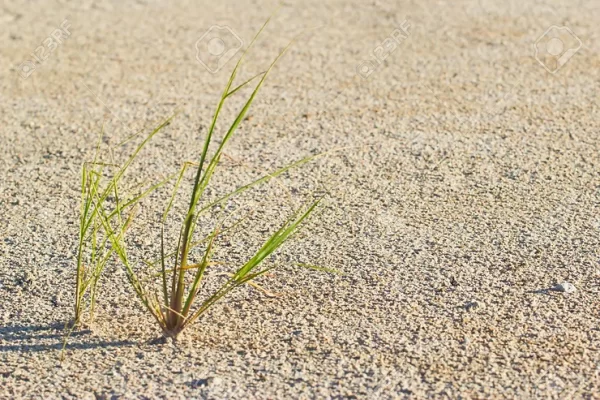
[184,199,321,328]
[234,199,321,281]
[170,16,280,327]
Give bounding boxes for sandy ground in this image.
[1,0,600,398]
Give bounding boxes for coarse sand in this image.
[1,0,599,398]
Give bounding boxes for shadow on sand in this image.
[0,322,137,353]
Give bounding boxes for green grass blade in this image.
[181,223,219,317]
[160,224,168,308]
[183,199,321,328]
[181,40,297,270]
[196,153,320,217]
[225,71,266,98]
[234,199,321,281]
[144,209,253,268]
[170,19,273,320]
[93,189,156,320]
[104,172,178,222]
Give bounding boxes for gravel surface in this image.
[1,0,599,398]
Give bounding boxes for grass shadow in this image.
[529,288,552,295]
[0,322,137,353]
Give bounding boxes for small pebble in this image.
[553,281,576,294]
[52,295,62,307]
[191,376,223,388]
[464,300,483,311]
[191,378,209,388]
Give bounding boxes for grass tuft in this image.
[73,116,177,326]
[73,17,337,339]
